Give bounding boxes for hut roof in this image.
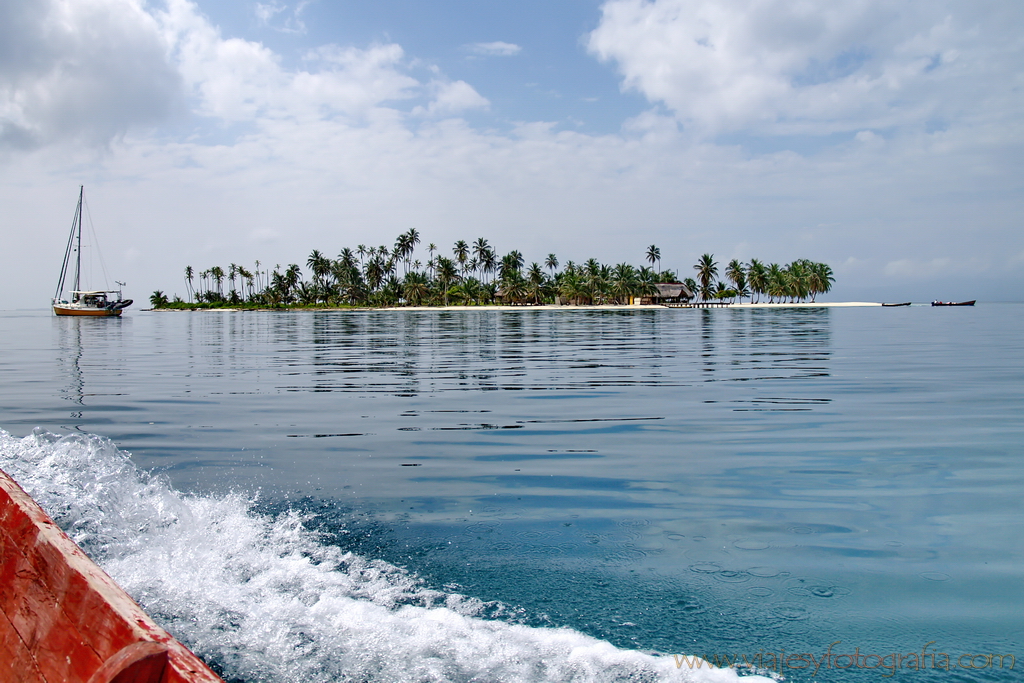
[653,283,693,299]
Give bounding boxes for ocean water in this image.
[1,305,1021,682]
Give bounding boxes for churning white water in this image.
[0,429,773,683]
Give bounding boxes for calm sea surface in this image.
[1,305,1022,682]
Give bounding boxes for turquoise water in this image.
[1,306,1021,682]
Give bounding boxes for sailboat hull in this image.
[52,304,123,317]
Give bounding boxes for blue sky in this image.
[196,0,651,134]
[2,0,1022,303]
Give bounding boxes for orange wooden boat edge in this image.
[0,467,224,683]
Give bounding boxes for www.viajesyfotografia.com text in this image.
[673,641,1015,678]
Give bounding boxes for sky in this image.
[2,0,1022,304]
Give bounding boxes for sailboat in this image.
[52,186,133,316]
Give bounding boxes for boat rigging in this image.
[52,186,133,316]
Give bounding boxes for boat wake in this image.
[0,429,772,683]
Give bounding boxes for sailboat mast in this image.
[53,186,84,301]
[73,185,83,294]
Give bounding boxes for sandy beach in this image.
[150,301,887,312]
[381,301,884,311]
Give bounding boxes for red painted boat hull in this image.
[0,468,224,683]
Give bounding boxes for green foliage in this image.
[173,240,834,309]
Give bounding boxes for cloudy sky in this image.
[2,0,1021,304]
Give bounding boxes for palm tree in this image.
[500,270,527,304]
[473,238,490,278]
[364,256,384,294]
[237,266,253,301]
[210,266,225,299]
[526,263,546,304]
[611,263,637,304]
[480,248,497,284]
[149,290,168,308]
[785,260,809,302]
[808,262,834,302]
[435,256,458,305]
[402,234,413,269]
[307,250,331,303]
[393,234,409,273]
[698,280,714,303]
[636,266,659,300]
[683,277,698,300]
[545,253,559,277]
[509,250,524,272]
[403,271,430,306]
[747,259,767,304]
[581,259,604,304]
[464,277,483,305]
[766,263,785,303]
[646,245,661,275]
[694,254,718,302]
[726,259,747,303]
[184,265,194,303]
[285,264,302,298]
[558,270,583,305]
[453,240,470,276]
[427,243,437,278]
[499,252,523,281]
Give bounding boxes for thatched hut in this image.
[637,283,693,305]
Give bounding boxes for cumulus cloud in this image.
[161,0,424,122]
[254,0,314,34]
[0,0,475,147]
[254,2,286,26]
[587,0,1024,137]
[466,41,522,57]
[415,81,490,115]
[0,0,183,149]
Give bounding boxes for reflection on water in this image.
[54,316,133,423]
[139,308,833,396]
[56,317,85,412]
[2,307,1021,681]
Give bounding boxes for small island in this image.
[149,232,834,310]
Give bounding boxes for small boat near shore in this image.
[882,302,912,307]
[931,300,976,306]
[52,187,132,317]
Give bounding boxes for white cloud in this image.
[0,0,183,149]
[254,0,313,34]
[254,2,286,25]
[415,81,490,116]
[159,0,420,122]
[466,41,522,57]
[587,0,1024,137]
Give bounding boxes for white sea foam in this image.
[0,429,774,683]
